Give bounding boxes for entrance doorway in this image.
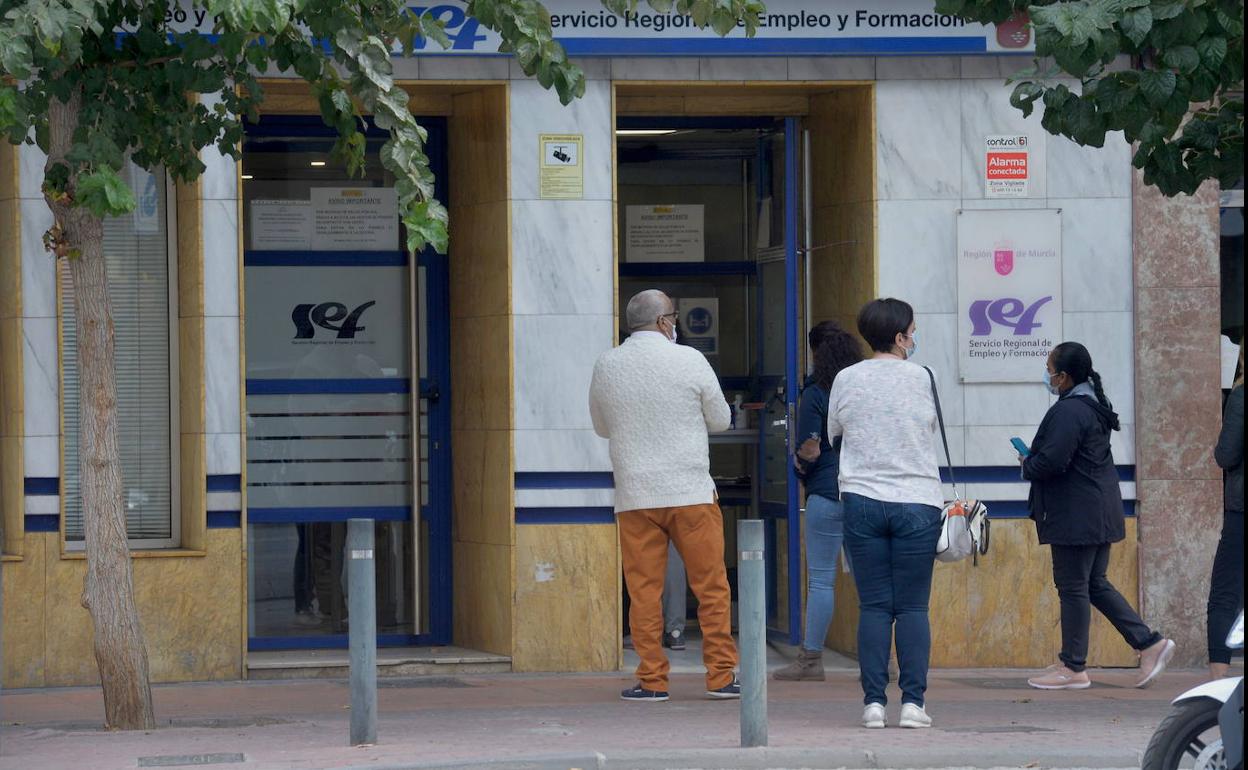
[616,117,803,643]
[241,115,452,650]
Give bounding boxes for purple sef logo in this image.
[969,296,1052,336]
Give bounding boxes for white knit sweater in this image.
[589,332,731,513]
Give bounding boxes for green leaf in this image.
[1118,6,1153,46]
[1162,45,1201,73]
[1196,36,1228,67]
[1138,69,1177,106]
[75,167,136,217]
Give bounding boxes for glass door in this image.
[241,115,451,649]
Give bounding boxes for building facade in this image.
[0,2,1237,687]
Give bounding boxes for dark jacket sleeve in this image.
[1023,404,1082,482]
[797,386,825,445]
[1216,385,1244,471]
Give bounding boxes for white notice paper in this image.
[311,187,399,251]
[625,204,705,262]
[250,199,312,251]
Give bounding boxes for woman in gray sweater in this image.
[827,298,943,730]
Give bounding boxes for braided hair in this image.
[1052,341,1121,431]
[808,320,864,391]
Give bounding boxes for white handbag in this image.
[925,367,990,565]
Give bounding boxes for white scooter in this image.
[1143,611,1244,770]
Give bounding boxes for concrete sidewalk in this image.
[0,663,1229,770]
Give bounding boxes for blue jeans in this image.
[802,494,844,653]
[843,493,942,707]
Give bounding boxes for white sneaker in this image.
[862,702,886,729]
[899,702,932,729]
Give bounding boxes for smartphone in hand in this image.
[1010,437,1030,457]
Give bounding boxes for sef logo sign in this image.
[409,5,489,50]
[292,301,377,340]
[968,296,1052,336]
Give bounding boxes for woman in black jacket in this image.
[1207,346,1244,679]
[1021,342,1173,691]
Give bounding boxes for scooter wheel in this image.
[1142,696,1227,770]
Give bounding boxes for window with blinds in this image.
[61,164,179,546]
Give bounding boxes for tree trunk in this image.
[45,90,156,731]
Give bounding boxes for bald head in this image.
[626,289,674,332]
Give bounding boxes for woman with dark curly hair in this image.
[773,320,863,682]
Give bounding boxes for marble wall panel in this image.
[512,58,610,80]
[18,144,46,200]
[453,540,513,655]
[877,201,957,313]
[610,58,700,81]
[512,524,618,672]
[876,80,962,200]
[449,201,510,319]
[514,488,614,509]
[202,199,240,318]
[513,429,612,473]
[513,314,614,431]
[509,79,612,202]
[1048,131,1132,200]
[22,435,58,478]
[200,144,238,202]
[19,199,55,319]
[959,56,1029,80]
[1137,478,1221,662]
[204,316,241,435]
[206,433,242,476]
[21,316,58,439]
[1062,311,1135,425]
[787,57,875,81]
[959,79,1048,201]
[698,58,787,81]
[511,200,614,316]
[964,383,1053,428]
[449,88,509,208]
[1134,184,1221,289]
[1055,198,1133,313]
[1134,287,1222,481]
[450,314,512,432]
[912,313,965,427]
[877,56,960,80]
[419,57,509,80]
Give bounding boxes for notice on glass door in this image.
[310,187,399,251]
[625,204,705,262]
[250,199,312,250]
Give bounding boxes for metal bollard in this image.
[347,518,378,746]
[737,518,768,747]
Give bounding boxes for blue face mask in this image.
[1043,369,1060,396]
[901,331,917,359]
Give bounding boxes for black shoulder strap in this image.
[924,366,957,494]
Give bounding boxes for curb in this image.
[327,744,1144,770]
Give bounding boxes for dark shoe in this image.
[663,629,687,650]
[620,683,668,702]
[706,675,741,699]
[773,647,825,681]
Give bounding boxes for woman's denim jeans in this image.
[842,493,942,707]
[802,493,844,653]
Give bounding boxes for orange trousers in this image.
[619,502,737,692]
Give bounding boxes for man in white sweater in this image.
[589,289,738,702]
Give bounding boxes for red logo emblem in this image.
[994,249,1015,276]
[996,11,1031,49]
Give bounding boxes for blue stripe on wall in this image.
[560,36,988,56]
[245,378,411,395]
[514,472,614,489]
[207,474,242,492]
[23,477,59,495]
[24,514,59,532]
[207,511,242,529]
[515,507,616,525]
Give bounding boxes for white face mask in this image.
[899,331,917,359]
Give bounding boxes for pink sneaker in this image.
[1135,638,1175,688]
[1027,665,1091,690]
